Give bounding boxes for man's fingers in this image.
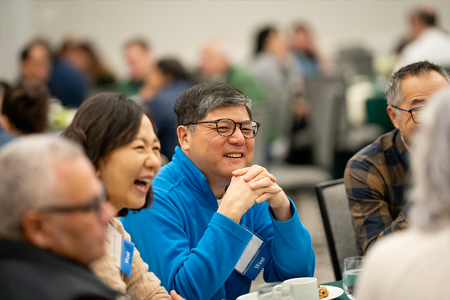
[250,177,272,189]
[242,165,266,181]
[232,167,250,176]
[256,193,273,203]
[251,183,283,198]
[242,166,276,183]
[170,290,185,300]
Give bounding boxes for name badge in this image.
[234,226,270,280]
[107,223,134,277]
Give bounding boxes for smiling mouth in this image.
[134,178,151,193]
[224,153,243,158]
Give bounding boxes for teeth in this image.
[138,178,151,183]
[225,153,242,158]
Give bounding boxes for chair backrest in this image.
[315,178,359,280]
[336,47,374,78]
[303,76,345,171]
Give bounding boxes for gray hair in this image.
[411,87,450,230]
[385,61,450,107]
[174,82,253,131]
[0,135,84,239]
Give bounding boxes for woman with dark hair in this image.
[63,41,116,86]
[139,58,194,160]
[251,26,303,159]
[61,93,183,300]
[254,27,274,56]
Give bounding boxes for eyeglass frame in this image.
[37,193,106,215]
[184,118,261,139]
[390,105,422,124]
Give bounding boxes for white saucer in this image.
[321,285,344,300]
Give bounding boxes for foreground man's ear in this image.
[177,125,191,152]
[21,211,53,249]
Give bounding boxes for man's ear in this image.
[177,125,190,152]
[387,106,400,129]
[21,211,53,249]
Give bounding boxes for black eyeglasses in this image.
[391,105,423,124]
[185,118,261,138]
[37,194,106,215]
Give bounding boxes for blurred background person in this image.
[19,39,52,86]
[62,40,116,87]
[1,81,49,137]
[0,82,15,148]
[140,58,195,160]
[291,22,332,77]
[116,38,154,96]
[395,3,450,70]
[251,25,304,161]
[199,39,266,106]
[50,37,89,108]
[355,87,450,300]
[20,38,87,108]
[0,136,119,300]
[252,26,302,106]
[62,93,184,300]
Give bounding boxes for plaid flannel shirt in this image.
[344,129,411,254]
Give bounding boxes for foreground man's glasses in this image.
[184,118,261,138]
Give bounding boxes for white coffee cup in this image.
[282,277,319,300]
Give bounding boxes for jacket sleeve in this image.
[345,159,410,254]
[122,193,254,300]
[252,199,315,282]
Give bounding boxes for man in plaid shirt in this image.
[345,61,450,254]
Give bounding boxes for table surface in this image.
[322,280,349,300]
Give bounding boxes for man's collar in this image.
[395,129,410,171]
[172,146,216,197]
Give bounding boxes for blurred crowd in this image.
[1,3,450,167]
[0,20,334,161]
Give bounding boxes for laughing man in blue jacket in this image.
[123,82,315,300]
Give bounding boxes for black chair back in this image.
[315,178,359,280]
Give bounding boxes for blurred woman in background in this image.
[61,41,116,86]
[251,26,305,161]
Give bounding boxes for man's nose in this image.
[144,151,161,169]
[228,126,245,145]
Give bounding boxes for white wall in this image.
[0,1,33,82]
[2,1,450,81]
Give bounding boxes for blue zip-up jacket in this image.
[123,147,315,300]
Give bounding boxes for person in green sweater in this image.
[199,40,267,106]
[116,38,154,96]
